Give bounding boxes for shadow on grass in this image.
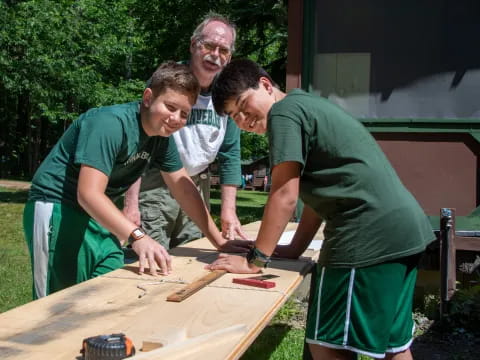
[241,324,293,360]
[0,189,28,204]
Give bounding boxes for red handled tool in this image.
[232,274,279,289]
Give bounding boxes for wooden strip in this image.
[166,270,227,302]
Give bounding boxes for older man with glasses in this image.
[123,13,248,254]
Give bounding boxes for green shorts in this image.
[306,255,420,358]
[23,201,124,298]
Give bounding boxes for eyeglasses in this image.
[198,39,231,57]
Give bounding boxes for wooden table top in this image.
[0,221,321,360]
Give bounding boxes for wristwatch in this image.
[247,247,271,268]
[128,227,146,244]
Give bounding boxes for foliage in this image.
[229,0,287,88]
[240,131,269,161]
[445,285,480,334]
[0,0,146,176]
[0,0,287,178]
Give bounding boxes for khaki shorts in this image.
[139,171,209,249]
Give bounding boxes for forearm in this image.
[255,188,297,256]
[79,190,137,245]
[78,165,172,275]
[124,177,141,209]
[287,204,323,257]
[220,184,237,217]
[253,162,301,257]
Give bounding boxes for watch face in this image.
[132,228,145,239]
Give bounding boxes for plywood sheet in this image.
[0,221,322,359]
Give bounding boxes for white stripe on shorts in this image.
[314,266,326,339]
[343,268,356,345]
[33,201,53,298]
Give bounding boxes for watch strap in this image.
[247,247,271,268]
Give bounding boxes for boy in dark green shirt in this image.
[24,62,249,299]
[207,59,435,360]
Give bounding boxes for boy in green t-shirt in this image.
[207,59,435,360]
[24,61,250,299]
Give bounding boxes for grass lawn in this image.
[0,187,32,313]
[210,187,269,226]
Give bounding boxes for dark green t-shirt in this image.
[269,89,435,268]
[29,101,182,209]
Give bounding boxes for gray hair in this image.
[191,12,237,53]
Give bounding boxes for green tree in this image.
[0,0,287,177]
[0,0,145,177]
[240,132,269,161]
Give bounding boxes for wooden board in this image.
[0,221,322,360]
[166,270,227,302]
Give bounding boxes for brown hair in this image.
[148,61,200,104]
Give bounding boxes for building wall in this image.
[374,133,479,216]
[287,0,480,216]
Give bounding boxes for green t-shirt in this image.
[29,101,182,209]
[269,89,435,268]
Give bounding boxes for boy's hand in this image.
[272,245,301,259]
[217,239,253,253]
[205,253,261,273]
[131,236,172,275]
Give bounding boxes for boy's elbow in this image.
[77,188,88,210]
[77,186,98,211]
[285,195,298,212]
[276,189,298,212]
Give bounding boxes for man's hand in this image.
[221,213,248,240]
[205,253,261,274]
[220,184,248,240]
[131,235,172,275]
[217,239,253,253]
[122,205,141,226]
